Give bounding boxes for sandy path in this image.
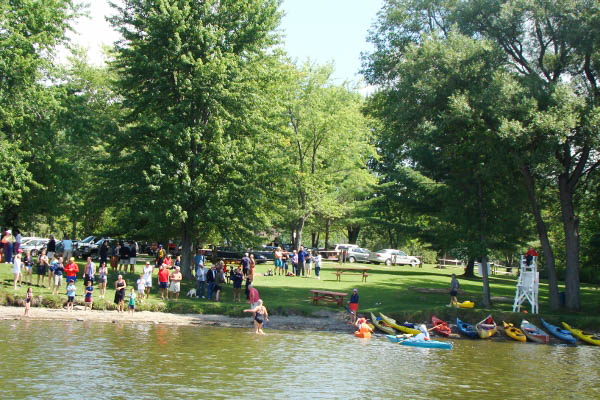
[0,306,353,333]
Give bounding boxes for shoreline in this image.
[0,306,354,333]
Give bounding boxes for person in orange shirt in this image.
[64,257,79,283]
[157,264,170,300]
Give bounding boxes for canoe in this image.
[562,322,600,346]
[370,312,395,335]
[431,316,451,337]
[502,321,526,342]
[386,335,453,349]
[521,320,549,344]
[456,317,478,338]
[476,315,497,339]
[456,301,475,309]
[354,331,372,339]
[541,319,576,344]
[379,313,420,335]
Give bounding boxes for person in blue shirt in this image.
[194,249,205,269]
[348,288,359,323]
[297,246,307,277]
[66,281,76,312]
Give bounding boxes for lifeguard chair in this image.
[512,255,539,314]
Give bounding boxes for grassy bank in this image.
[1,259,599,329]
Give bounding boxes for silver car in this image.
[368,249,421,266]
[346,247,370,263]
[20,238,49,256]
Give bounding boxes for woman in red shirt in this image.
[158,264,170,300]
[65,257,79,283]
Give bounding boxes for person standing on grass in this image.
[14,229,22,254]
[194,249,205,271]
[206,264,217,301]
[114,275,126,312]
[231,265,243,302]
[241,253,250,278]
[111,242,120,270]
[24,287,32,317]
[274,247,283,275]
[128,287,136,315]
[36,249,49,287]
[249,254,256,283]
[348,288,359,324]
[2,229,15,264]
[297,246,307,277]
[23,250,33,285]
[13,250,23,289]
[46,235,56,260]
[65,257,79,284]
[157,264,170,300]
[99,240,109,266]
[52,257,65,295]
[98,262,108,299]
[449,274,460,306]
[195,261,207,299]
[136,273,146,300]
[118,241,129,272]
[214,265,226,302]
[243,299,269,335]
[84,280,93,311]
[314,252,322,279]
[48,254,57,288]
[62,236,73,262]
[156,244,166,267]
[66,280,76,312]
[291,250,298,276]
[283,251,289,275]
[306,249,313,278]
[83,257,96,285]
[143,261,153,298]
[168,266,182,300]
[129,241,137,274]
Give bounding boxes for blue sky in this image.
[69,0,383,86]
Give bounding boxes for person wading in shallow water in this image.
[243,299,269,334]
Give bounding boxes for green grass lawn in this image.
[1,259,599,329]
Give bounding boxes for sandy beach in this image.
[0,306,352,333]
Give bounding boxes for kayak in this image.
[456,318,478,338]
[455,301,475,309]
[541,319,576,344]
[562,322,600,346]
[386,335,453,349]
[502,321,526,342]
[521,320,549,344]
[370,312,395,335]
[431,316,451,337]
[379,313,420,335]
[476,315,497,339]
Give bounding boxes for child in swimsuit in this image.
[24,287,32,317]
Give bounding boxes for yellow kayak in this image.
[456,301,475,309]
[370,312,395,335]
[503,321,526,342]
[379,313,420,335]
[562,322,600,346]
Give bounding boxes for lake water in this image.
[0,320,597,399]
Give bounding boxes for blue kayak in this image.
[541,318,576,344]
[456,317,478,338]
[386,335,453,349]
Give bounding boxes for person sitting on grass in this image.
[128,287,136,315]
[66,280,76,313]
[449,274,459,306]
[243,299,269,335]
[348,288,359,324]
[84,280,93,311]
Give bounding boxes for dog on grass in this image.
[186,288,197,298]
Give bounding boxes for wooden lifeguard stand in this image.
[512,255,539,314]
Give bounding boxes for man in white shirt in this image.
[62,237,73,261]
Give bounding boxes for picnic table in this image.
[309,290,348,306]
[334,266,370,282]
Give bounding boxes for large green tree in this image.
[109,0,283,278]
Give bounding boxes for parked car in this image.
[20,238,49,257]
[73,236,98,254]
[77,237,118,260]
[368,249,421,266]
[346,247,371,263]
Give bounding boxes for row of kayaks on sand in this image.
[367,312,600,349]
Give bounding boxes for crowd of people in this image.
[272,246,322,279]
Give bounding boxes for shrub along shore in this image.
[1,259,599,331]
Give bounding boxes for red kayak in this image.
[431,316,451,337]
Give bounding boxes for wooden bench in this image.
[309,290,347,306]
[335,267,369,282]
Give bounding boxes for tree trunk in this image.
[296,216,305,250]
[324,218,331,249]
[476,178,491,308]
[558,173,581,310]
[180,220,195,280]
[520,163,560,309]
[463,257,475,277]
[311,232,317,248]
[347,225,360,244]
[71,220,77,240]
[315,231,320,249]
